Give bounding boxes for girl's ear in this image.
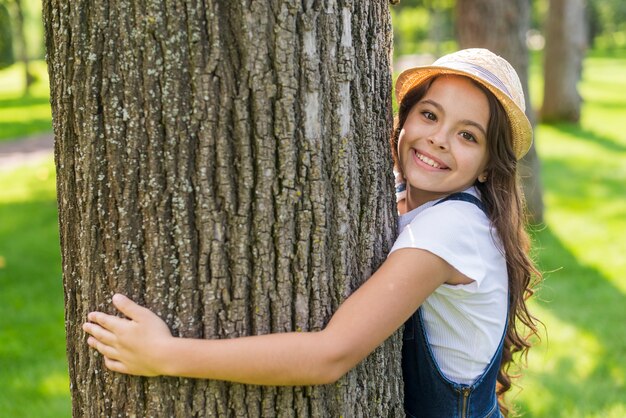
[478,171,488,183]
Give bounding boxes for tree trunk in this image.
[541,0,587,123]
[456,0,544,223]
[0,2,14,69]
[43,1,402,416]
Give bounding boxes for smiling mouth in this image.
[414,151,448,169]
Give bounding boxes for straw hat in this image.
[395,48,532,160]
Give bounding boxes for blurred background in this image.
[0,0,624,416]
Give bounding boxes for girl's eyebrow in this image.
[461,119,487,138]
[420,99,487,138]
[420,99,443,112]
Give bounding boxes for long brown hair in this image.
[391,76,542,416]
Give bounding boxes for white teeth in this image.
[417,153,441,168]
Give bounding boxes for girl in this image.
[83,48,541,417]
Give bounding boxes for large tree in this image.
[43,1,402,416]
[456,0,544,223]
[541,0,587,122]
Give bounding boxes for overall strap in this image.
[435,192,486,214]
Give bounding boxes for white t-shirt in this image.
[390,188,508,385]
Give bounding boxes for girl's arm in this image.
[83,247,454,385]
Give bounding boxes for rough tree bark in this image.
[456,0,544,223]
[541,0,587,122]
[43,1,402,416]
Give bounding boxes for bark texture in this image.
[43,0,402,416]
[456,0,544,223]
[541,0,587,122]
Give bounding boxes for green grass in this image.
[0,61,52,141]
[0,53,624,416]
[0,159,70,417]
[510,54,626,416]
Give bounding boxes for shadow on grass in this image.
[549,122,626,153]
[514,110,626,415]
[514,226,626,416]
[540,154,625,206]
[0,120,53,142]
[0,197,70,417]
[0,95,51,109]
[0,93,52,142]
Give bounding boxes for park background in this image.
[0,0,624,416]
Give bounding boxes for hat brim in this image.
[395,66,533,160]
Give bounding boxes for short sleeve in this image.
[390,201,494,291]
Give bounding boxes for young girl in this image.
[83,48,541,417]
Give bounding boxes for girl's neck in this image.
[405,186,474,212]
[405,191,446,212]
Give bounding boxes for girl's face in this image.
[398,75,490,209]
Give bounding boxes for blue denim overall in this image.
[402,193,506,418]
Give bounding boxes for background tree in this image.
[43,0,403,416]
[455,0,545,223]
[541,0,588,122]
[587,0,626,49]
[0,2,14,69]
[0,0,35,93]
[13,0,35,94]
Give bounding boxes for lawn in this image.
[510,53,626,417]
[0,160,69,417]
[0,53,624,417]
[0,61,52,141]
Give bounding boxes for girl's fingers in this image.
[112,294,147,320]
[87,311,127,331]
[103,356,130,374]
[82,322,117,345]
[86,336,120,359]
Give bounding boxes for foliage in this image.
[390,6,430,56]
[0,3,14,69]
[589,0,626,49]
[390,0,455,58]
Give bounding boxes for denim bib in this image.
[402,192,506,418]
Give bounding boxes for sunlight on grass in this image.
[527,305,603,379]
[536,122,626,293]
[39,373,71,397]
[0,159,56,203]
[514,53,626,417]
[528,53,626,296]
[0,61,50,97]
[0,61,52,141]
[516,305,625,417]
[0,156,69,417]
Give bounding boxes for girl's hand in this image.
[82,294,173,376]
[394,170,407,215]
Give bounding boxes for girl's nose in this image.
[427,132,449,150]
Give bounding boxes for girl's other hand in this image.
[82,294,173,376]
[394,170,407,215]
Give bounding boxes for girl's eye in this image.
[422,111,436,121]
[460,131,476,142]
